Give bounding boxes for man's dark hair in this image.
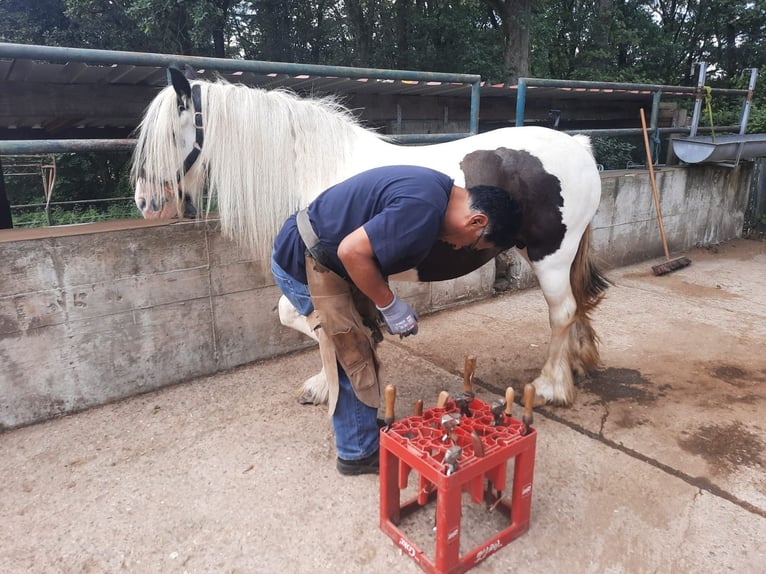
[467,185,522,250]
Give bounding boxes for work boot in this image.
[336,450,380,476]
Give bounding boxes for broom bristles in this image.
[652,256,692,276]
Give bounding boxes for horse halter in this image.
[180,84,204,178]
[168,83,204,217]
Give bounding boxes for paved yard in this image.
[1,239,764,573]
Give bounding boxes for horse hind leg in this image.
[529,258,579,406]
[569,314,600,379]
[531,226,609,405]
[277,295,329,405]
[568,225,610,379]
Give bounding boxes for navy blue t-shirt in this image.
[273,165,454,284]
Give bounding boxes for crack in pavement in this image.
[598,402,609,437]
[394,342,766,520]
[507,381,766,519]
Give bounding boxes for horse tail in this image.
[570,224,611,371]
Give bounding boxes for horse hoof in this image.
[298,392,317,405]
[530,381,573,407]
[298,389,324,405]
[532,393,548,408]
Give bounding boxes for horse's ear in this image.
[168,67,192,101]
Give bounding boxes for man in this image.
[271,165,521,475]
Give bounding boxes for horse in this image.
[131,67,609,406]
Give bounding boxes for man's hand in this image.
[377,295,418,336]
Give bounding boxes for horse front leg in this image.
[277,295,329,405]
[530,261,578,406]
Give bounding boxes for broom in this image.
[639,108,692,276]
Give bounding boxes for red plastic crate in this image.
[379,396,536,574]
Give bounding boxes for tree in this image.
[0,0,76,45]
[484,0,530,84]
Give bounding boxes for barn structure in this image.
[0,43,763,429]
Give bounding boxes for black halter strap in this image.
[140,84,204,217]
[180,84,204,178]
[172,84,204,215]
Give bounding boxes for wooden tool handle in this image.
[463,355,476,393]
[414,399,423,417]
[522,384,535,425]
[471,431,485,457]
[384,384,396,422]
[640,108,670,260]
[436,390,450,408]
[504,387,515,416]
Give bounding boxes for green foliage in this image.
[2,0,765,221]
[0,0,75,45]
[746,99,766,134]
[3,152,133,206]
[5,1,764,85]
[12,202,141,228]
[591,137,638,171]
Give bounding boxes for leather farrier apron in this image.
[297,209,383,415]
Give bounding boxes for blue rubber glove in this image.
[377,295,419,336]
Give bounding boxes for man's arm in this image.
[338,226,419,337]
[337,226,393,308]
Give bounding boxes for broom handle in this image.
[640,108,671,261]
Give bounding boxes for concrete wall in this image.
[0,163,753,430]
[593,165,752,266]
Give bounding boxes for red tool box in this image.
[379,396,536,574]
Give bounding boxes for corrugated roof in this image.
[0,55,690,137]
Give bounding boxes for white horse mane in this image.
[132,79,383,259]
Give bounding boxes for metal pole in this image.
[739,68,759,135]
[515,78,527,127]
[515,75,744,97]
[469,80,480,134]
[690,62,707,137]
[0,140,136,154]
[0,42,480,86]
[649,90,662,162]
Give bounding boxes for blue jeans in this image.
[271,255,379,461]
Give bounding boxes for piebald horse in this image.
[132,68,609,406]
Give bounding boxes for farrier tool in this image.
[522,383,535,436]
[383,384,396,431]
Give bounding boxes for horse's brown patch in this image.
[459,148,565,261]
[678,421,764,474]
[581,367,662,403]
[416,146,568,281]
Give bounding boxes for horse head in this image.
[132,67,203,220]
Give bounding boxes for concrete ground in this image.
[1,238,764,574]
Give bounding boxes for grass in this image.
[12,201,142,228]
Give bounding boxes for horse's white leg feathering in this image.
[277,295,318,342]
